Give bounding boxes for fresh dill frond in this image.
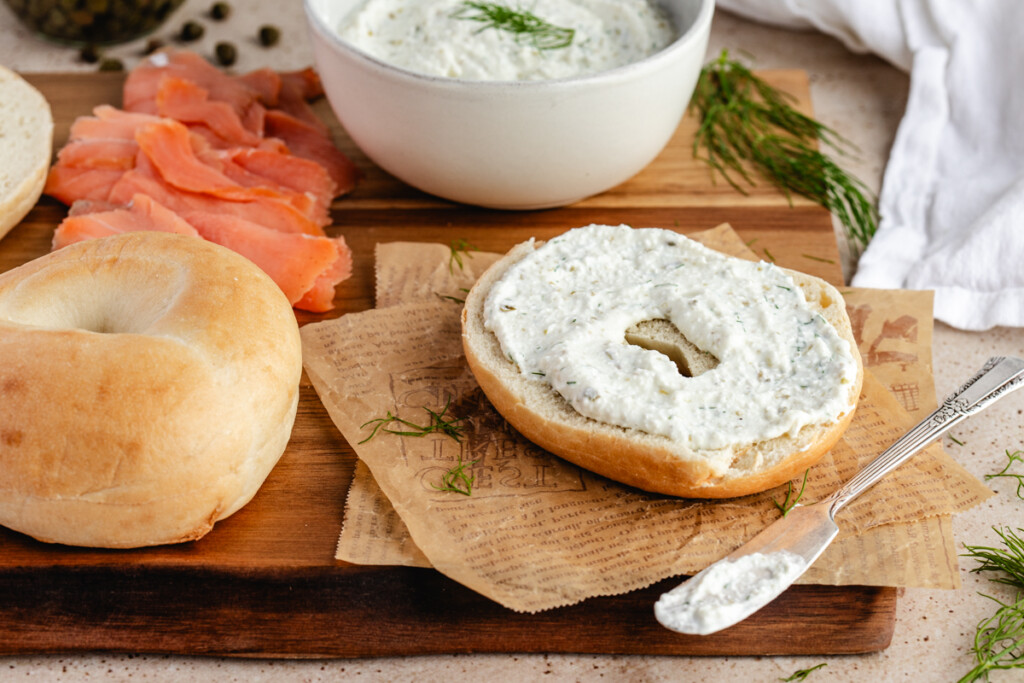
[964,527,1024,589]
[780,663,827,682]
[773,469,809,517]
[433,454,480,495]
[690,50,878,247]
[358,396,465,444]
[448,238,478,273]
[986,449,1024,500]
[958,593,1024,683]
[959,527,1024,682]
[451,1,574,50]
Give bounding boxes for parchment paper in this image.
[301,225,991,611]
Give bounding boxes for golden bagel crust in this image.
[462,237,863,499]
[0,232,302,547]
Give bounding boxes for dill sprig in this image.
[358,397,465,444]
[986,449,1024,500]
[451,1,574,50]
[780,663,826,682]
[448,238,478,273]
[773,469,809,517]
[959,594,1024,683]
[433,454,480,495]
[690,50,878,247]
[437,287,471,304]
[959,527,1024,682]
[964,527,1024,589]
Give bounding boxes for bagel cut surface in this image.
[0,232,302,547]
[0,65,53,241]
[461,225,863,499]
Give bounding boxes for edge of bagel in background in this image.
[0,65,54,243]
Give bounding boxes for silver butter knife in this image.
[655,356,1024,636]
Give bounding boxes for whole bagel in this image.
[0,232,302,547]
[462,226,863,499]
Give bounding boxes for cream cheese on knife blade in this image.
[654,550,808,635]
[338,0,674,81]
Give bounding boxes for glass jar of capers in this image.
[4,0,186,46]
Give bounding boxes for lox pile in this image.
[44,50,358,312]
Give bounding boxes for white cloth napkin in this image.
[717,0,1024,331]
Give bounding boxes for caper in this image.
[179,20,204,42]
[214,41,237,66]
[258,25,280,47]
[210,2,231,20]
[79,44,101,63]
[143,38,165,55]
[98,58,124,72]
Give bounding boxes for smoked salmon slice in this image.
[183,211,349,309]
[264,110,358,195]
[52,194,200,250]
[134,119,326,228]
[156,76,263,148]
[110,153,325,237]
[44,166,123,205]
[124,50,264,133]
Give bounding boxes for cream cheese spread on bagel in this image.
[482,224,858,451]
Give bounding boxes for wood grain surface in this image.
[0,70,895,657]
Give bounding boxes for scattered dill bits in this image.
[215,42,238,66]
[949,434,966,446]
[79,44,101,64]
[433,455,479,496]
[690,50,878,247]
[763,247,775,262]
[179,20,205,42]
[98,58,124,72]
[773,469,809,517]
[451,1,574,50]
[801,253,835,264]
[358,397,465,444]
[437,293,466,304]
[448,238,478,273]
[780,663,827,682]
[259,25,281,47]
[986,449,1024,500]
[210,1,232,20]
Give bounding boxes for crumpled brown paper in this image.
[300,225,991,612]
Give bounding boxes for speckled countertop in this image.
[1,1,1022,681]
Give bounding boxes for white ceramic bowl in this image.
[304,0,714,210]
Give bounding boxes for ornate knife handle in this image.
[826,356,1024,517]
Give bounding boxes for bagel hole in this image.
[624,319,719,378]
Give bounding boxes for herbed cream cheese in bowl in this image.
[338,0,675,81]
[303,0,714,209]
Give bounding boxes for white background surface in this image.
[1,0,1023,680]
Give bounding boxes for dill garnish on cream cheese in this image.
[338,0,675,81]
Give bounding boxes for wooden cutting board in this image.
[0,71,895,657]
